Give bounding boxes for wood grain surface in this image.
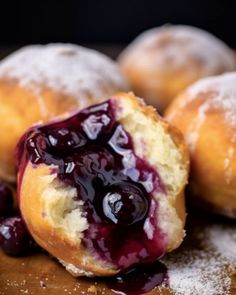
[0,214,236,295]
[0,249,170,295]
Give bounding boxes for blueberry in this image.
[0,182,13,216]
[0,216,33,256]
[102,183,148,225]
[46,128,86,151]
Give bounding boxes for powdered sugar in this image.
[0,44,128,111]
[186,102,209,153]
[224,147,235,184]
[187,73,236,128]
[121,25,235,74]
[59,259,95,277]
[208,224,236,263]
[164,75,236,295]
[162,217,236,295]
[175,73,236,154]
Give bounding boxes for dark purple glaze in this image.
[0,182,13,216]
[0,216,33,256]
[17,99,166,270]
[106,261,167,295]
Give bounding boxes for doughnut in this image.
[0,44,128,182]
[165,72,236,218]
[17,92,189,276]
[119,25,236,112]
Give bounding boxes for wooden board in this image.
[1,214,236,295]
[0,250,169,295]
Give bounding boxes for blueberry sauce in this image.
[106,261,167,295]
[0,181,13,216]
[17,100,166,270]
[0,216,33,256]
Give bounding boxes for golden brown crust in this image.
[0,80,122,183]
[119,55,198,112]
[0,79,81,182]
[165,74,236,218]
[19,164,118,277]
[0,44,128,182]
[119,26,236,113]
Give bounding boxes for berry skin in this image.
[102,183,148,225]
[0,216,33,256]
[0,182,13,216]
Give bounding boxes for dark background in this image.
[0,0,235,47]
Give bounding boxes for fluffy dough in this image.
[17,92,189,276]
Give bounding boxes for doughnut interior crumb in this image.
[114,95,188,249]
[41,173,89,241]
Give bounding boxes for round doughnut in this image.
[165,72,236,218]
[17,92,189,276]
[0,44,128,182]
[119,25,236,112]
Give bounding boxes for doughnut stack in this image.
[0,24,235,279]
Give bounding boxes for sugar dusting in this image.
[186,102,209,153]
[187,73,236,128]
[177,73,236,156]
[59,259,95,277]
[161,216,236,295]
[121,25,235,74]
[224,147,235,184]
[0,44,128,112]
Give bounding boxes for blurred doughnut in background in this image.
[119,25,236,112]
